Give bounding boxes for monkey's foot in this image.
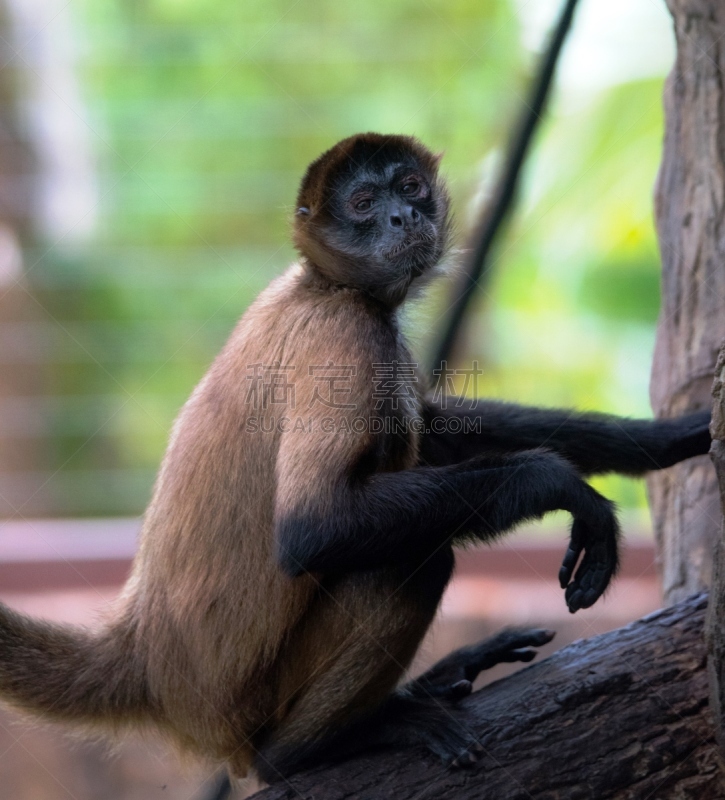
[417,712,485,768]
[404,627,555,700]
[381,695,487,768]
[254,694,485,781]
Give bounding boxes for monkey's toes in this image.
[484,627,555,657]
[450,742,485,769]
[445,679,473,700]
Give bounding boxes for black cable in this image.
[200,772,232,800]
[428,0,583,377]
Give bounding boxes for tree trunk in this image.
[648,0,725,605]
[706,343,725,753]
[253,594,722,800]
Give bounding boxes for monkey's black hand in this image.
[559,507,619,613]
[657,409,711,467]
[464,627,556,668]
[406,627,555,702]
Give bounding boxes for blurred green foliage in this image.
[455,77,665,510]
[26,0,665,517]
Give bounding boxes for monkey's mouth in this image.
[383,235,432,266]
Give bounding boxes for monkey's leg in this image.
[254,552,462,783]
[255,628,555,781]
[421,398,711,476]
[404,627,555,700]
[255,690,486,781]
[256,685,493,780]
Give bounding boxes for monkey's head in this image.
[293,133,450,307]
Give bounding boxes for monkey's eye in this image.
[401,181,420,195]
[353,198,374,212]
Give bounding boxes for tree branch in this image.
[253,594,722,800]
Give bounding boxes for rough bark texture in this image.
[649,0,725,605]
[706,343,725,754]
[254,594,723,800]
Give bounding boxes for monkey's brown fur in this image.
[0,134,451,778]
[0,133,712,781]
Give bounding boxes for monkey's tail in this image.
[0,601,152,728]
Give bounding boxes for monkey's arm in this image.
[275,439,618,612]
[420,398,711,476]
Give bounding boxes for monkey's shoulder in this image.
[232,264,413,379]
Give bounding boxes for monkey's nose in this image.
[389,205,420,231]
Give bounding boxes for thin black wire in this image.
[201,772,232,800]
[428,0,583,377]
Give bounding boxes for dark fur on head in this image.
[293,133,450,307]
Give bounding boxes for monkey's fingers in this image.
[473,627,554,654]
[464,628,555,677]
[559,520,586,589]
[564,538,616,613]
[494,647,538,664]
[408,628,555,703]
[442,680,473,701]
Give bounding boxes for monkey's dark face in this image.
[294,134,450,307]
[332,162,440,273]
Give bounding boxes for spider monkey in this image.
[0,134,711,783]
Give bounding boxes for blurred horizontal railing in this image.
[0,518,138,592]
[0,517,656,593]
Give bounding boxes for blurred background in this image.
[0,0,675,796]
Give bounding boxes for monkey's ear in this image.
[433,151,445,167]
[297,207,311,217]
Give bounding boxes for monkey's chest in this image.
[365,327,423,472]
[374,393,421,472]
